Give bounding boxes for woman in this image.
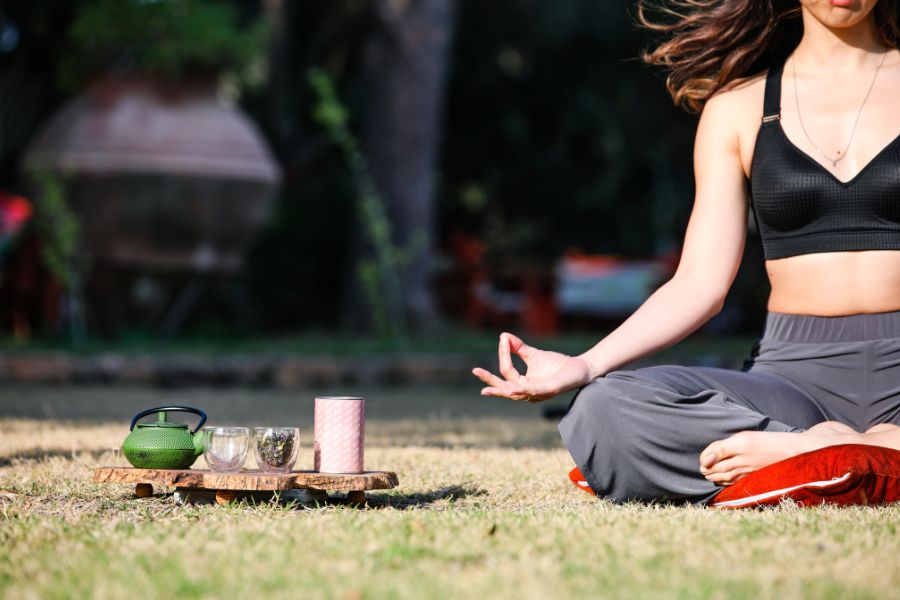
[472,0,900,504]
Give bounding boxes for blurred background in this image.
[0,0,769,419]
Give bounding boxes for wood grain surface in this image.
[93,467,399,491]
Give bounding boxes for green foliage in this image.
[308,68,419,340]
[31,172,88,344]
[439,0,696,261]
[59,0,267,87]
[259,1,697,279]
[240,165,356,331]
[31,173,82,292]
[237,1,762,332]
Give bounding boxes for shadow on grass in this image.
[372,484,488,510]
[135,485,488,511]
[0,451,488,511]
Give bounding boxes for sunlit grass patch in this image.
[2,417,899,599]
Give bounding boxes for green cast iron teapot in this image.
[122,406,207,469]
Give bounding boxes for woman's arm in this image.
[579,94,750,376]
[473,90,754,399]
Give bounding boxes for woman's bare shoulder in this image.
[705,71,766,117]
[695,72,768,174]
[699,72,767,163]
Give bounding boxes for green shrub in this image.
[59,0,267,87]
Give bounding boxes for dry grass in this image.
[0,416,563,459]
[2,415,900,599]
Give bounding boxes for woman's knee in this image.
[561,375,716,504]
[564,376,645,446]
[567,377,627,425]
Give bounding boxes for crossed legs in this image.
[558,364,829,503]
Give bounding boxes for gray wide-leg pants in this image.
[558,311,900,504]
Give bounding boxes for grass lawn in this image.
[2,386,900,599]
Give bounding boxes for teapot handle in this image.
[129,406,207,433]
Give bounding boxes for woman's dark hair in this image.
[638,0,900,112]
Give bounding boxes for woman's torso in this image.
[733,52,900,316]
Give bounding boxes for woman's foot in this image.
[699,421,860,486]
[865,423,900,434]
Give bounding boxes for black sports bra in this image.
[749,62,900,260]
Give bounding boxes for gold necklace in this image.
[792,51,888,168]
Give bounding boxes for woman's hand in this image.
[471,332,594,402]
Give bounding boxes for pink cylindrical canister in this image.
[314,396,365,473]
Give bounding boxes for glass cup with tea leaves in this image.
[253,427,299,472]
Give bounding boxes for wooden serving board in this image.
[93,467,398,504]
[94,467,398,491]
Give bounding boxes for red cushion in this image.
[568,467,596,496]
[709,444,900,509]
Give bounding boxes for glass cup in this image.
[203,427,250,472]
[253,427,299,473]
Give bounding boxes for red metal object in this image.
[0,192,32,240]
[446,232,559,336]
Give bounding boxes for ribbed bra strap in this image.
[762,62,783,123]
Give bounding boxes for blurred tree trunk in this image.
[360,0,456,330]
[264,0,297,153]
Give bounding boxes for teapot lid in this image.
[129,406,207,433]
[135,411,189,429]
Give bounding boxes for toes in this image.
[704,468,748,486]
[700,432,753,469]
[701,457,742,477]
[699,441,724,469]
[701,454,752,485]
